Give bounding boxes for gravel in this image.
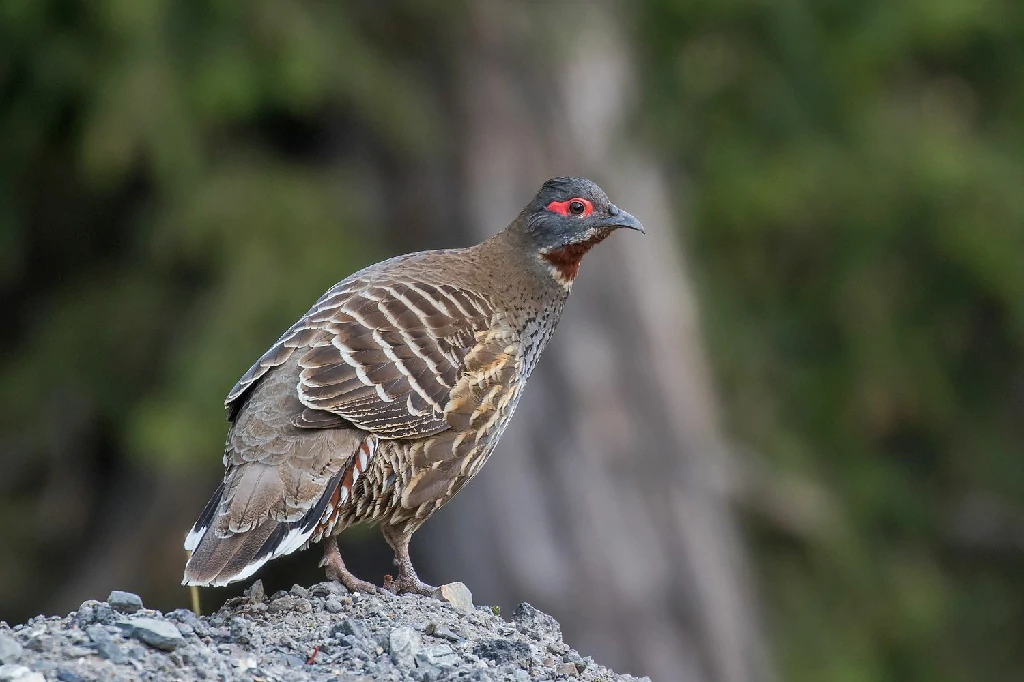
[0,581,651,681]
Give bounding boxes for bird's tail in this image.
[182,467,346,587]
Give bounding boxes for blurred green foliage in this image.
[641,0,1024,680]
[0,0,450,466]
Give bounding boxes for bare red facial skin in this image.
[545,198,594,217]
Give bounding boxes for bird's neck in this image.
[470,225,573,316]
[538,229,615,287]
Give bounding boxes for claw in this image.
[322,538,379,594]
[383,573,437,597]
[380,524,437,596]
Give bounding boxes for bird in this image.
[182,176,644,595]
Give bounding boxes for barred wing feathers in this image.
[226,272,499,440]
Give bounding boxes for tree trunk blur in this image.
[417,5,771,682]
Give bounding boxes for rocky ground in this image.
[0,581,651,682]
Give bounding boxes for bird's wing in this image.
[226,274,502,439]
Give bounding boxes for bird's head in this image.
[519,176,644,286]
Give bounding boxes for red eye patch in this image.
[546,198,594,217]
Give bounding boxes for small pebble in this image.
[91,603,113,624]
[56,670,87,682]
[229,617,250,644]
[425,622,462,642]
[72,604,95,628]
[107,591,144,614]
[389,626,421,668]
[310,582,347,598]
[512,603,561,639]
[244,580,265,602]
[268,595,311,614]
[0,665,44,682]
[124,618,185,652]
[555,661,579,677]
[95,640,126,664]
[438,583,474,614]
[417,643,459,667]
[335,618,369,641]
[0,636,22,664]
[167,609,198,626]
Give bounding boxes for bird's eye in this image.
[545,197,593,217]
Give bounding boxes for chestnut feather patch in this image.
[541,230,613,283]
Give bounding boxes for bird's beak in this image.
[600,205,645,234]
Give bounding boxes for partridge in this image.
[183,177,644,595]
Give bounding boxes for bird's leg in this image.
[320,537,378,594]
[380,524,436,596]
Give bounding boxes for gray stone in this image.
[388,626,421,667]
[512,603,561,639]
[412,661,442,682]
[232,653,257,672]
[278,653,308,668]
[289,584,309,599]
[310,581,347,598]
[417,643,459,667]
[473,639,532,665]
[126,642,148,660]
[268,595,310,614]
[95,640,127,664]
[244,580,265,602]
[56,670,88,682]
[73,603,96,627]
[107,591,143,614]
[84,625,112,645]
[425,622,462,642]
[229,616,250,644]
[91,603,113,624]
[167,609,199,625]
[22,637,50,654]
[438,582,474,614]
[0,665,44,682]
[334,618,369,641]
[125,618,185,652]
[555,662,579,677]
[324,597,345,614]
[0,636,22,664]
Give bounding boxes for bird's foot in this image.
[320,541,379,594]
[379,523,435,596]
[383,572,437,597]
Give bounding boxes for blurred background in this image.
[2,1,1023,681]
